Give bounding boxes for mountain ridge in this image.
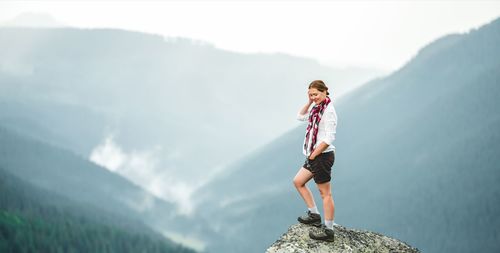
[0,166,196,253]
[0,125,199,244]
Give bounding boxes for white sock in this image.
[308,206,320,214]
[325,220,334,230]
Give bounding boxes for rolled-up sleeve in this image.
[321,107,337,146]
[297,111,309,121]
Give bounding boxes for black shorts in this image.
[302,151,335,184]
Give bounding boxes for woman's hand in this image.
[309,143,329,161]
[299,94,314,117]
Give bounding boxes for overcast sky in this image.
[1,1,499,71]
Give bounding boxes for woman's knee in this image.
[293,168,312,188]
[293,177,304,188]
[320,191,332,199]
[317,184,332,198]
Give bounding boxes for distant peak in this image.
[1,12,67,28]
[266,223,420,253]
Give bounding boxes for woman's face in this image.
[308,88,327,105]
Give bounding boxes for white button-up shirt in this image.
[297,103,337,156]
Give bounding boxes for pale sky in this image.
[1,1,500,71]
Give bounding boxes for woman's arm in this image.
[297,100,313,121]
[309,142,330,159]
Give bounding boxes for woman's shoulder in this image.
[326,102,336,111]
[325,103,337,119]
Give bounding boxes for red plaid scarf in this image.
[303,96,331,155]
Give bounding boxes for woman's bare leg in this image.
[317,182,334,221]
[293,168,316,208]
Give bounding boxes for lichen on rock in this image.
[266,223,420,253]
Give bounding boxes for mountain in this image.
[0,26,383,197]
[194,17,500,253]
[0,167,195,253]
[0,99,111,156]
[266,223,420,253]
[0,12,67,28]
[0,125,207,250]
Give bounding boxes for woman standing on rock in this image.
[293,80,337,242]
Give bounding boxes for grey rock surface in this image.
[266,223,420,253]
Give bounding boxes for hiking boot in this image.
[297,211,321,226]
[309,224,335,242]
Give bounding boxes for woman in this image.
[293,80,337,242]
